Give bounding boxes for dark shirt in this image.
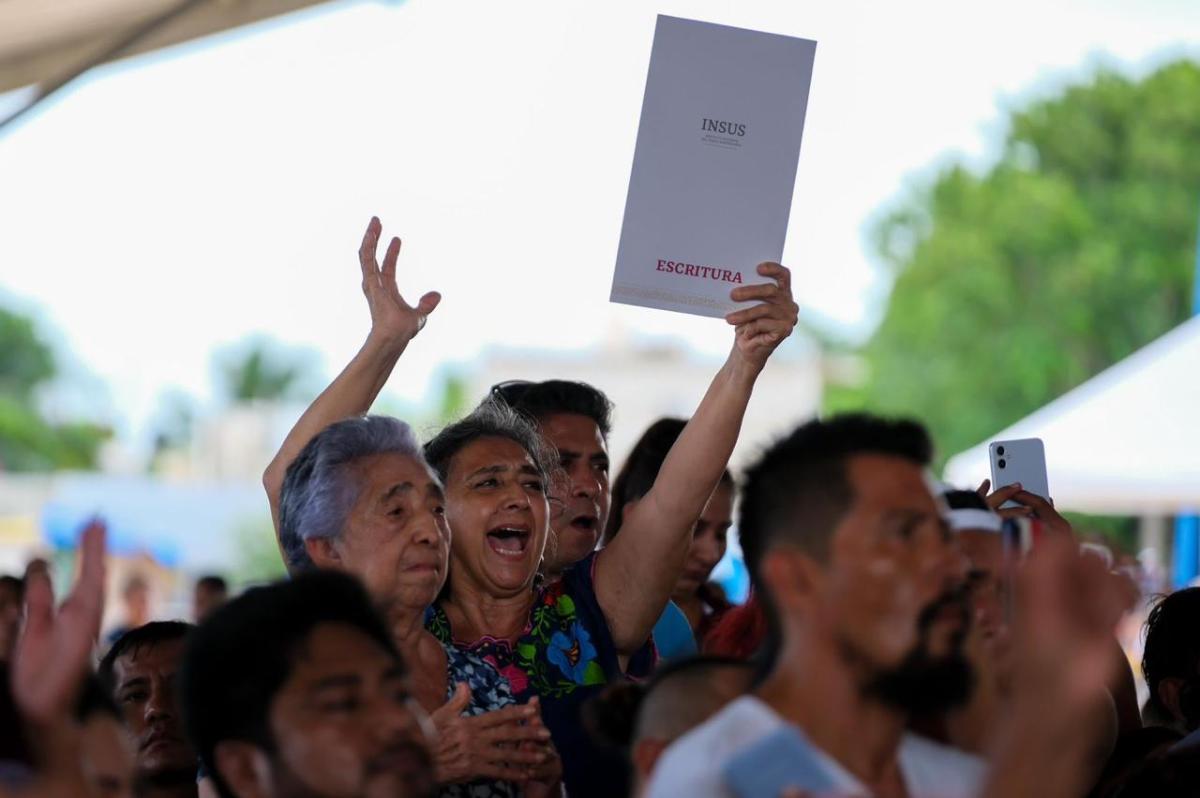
[427,552,656,798]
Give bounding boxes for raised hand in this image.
[978,479,1074,538]
[725,262,798,371]
[13,519,107,727]
[429,685,553,784]
[359,216,441,347]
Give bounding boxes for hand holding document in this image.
[610,15,817,319]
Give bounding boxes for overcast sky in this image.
[2,0,1199,449]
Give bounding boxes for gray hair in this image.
[279,415,426,571]
[423,399,559,487]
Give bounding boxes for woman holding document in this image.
[264,217,797,797]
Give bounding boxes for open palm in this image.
[13,520,106,726]
[359,217,441,344]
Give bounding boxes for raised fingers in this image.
[729,282,782,303]
[756,261,791,289]
[359,216,382,280]
[984,483,1024,510]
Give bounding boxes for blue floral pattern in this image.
[546,621,597,684]
[439,644,519,798]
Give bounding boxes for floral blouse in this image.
[427,552,656,798]
[439,644,520,798]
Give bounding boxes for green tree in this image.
[842,61,1200,463]
[0,306,108,471]
[213,336,320,404]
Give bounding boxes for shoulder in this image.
[645,697,782,798]
[899,734,988,795]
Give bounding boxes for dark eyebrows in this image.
[466,464,509,481]
[117,676,149,693]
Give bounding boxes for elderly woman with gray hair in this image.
[264,216,797,797]
[268,415,562,798]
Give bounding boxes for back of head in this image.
[489,380,613,438]
[738,413,933,578]
[1142,587,1200,730]
[633,656,753,746]
[99,620,194,694]
[196,575,228,594]
[279,414,424,572]
[180,570,400,798]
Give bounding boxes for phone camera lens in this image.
[998,459,1007,469]
[997,446,1005,456]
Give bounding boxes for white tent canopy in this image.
[944,316,1200,515]
[0,0,337,95]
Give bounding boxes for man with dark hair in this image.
[648,414,985,797]
[179,570,435,798]
[191,575,228,623]
[490,379,615,577]
[99,622,198,798]
[1142,587,1200,735]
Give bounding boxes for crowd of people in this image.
[0,216,1197,797]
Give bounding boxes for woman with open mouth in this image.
[265,217,798,798]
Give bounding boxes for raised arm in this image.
[595,263,797,655]
[262,217,440,550]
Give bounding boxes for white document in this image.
[610,16,816,318]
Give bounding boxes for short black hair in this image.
[738,413,933,578]
[583,655,751,750]
[490,380,614,439]
[180,570,402,798]
[1142,587,1200,721]
[603,417,733,545]
[75,672,120,724]
[98,621,194,695]
[196,575,228,594]
[424,399,559,487]
[943,489,989,512]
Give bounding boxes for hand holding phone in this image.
[988,438,1050,509]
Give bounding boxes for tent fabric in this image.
[944,316,1200,515]
[0,0,336,94]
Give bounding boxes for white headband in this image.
[945,508,1003,534]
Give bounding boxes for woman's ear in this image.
[304,536,342,569]
[1157,677,1186,726]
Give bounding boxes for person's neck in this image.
[387,603,448,712]
[442,577,535,643]
[756,636,909,793]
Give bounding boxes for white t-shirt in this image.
[645,696,987,798]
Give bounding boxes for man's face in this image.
[538,413,610,572]
[112,639,198,784]
[264,623,435,798]
[957,529,1009,648]
[820,455,972,713]
[80,713,136,798]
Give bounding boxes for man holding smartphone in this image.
[647,415,985,798]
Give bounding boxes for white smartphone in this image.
[989,438,1050,508]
